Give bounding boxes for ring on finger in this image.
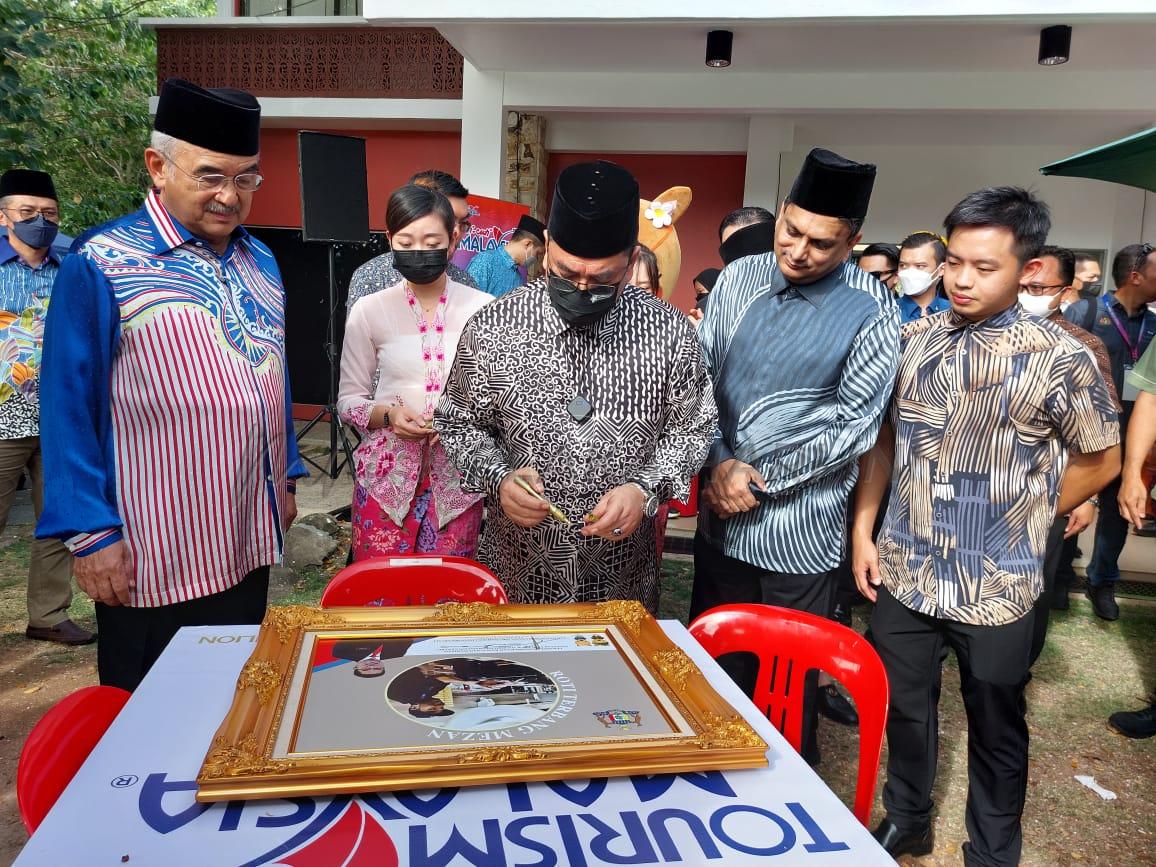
[612,527,623,536]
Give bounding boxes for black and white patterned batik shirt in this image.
[435,279,717,612]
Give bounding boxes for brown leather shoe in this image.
[26,619,96,646]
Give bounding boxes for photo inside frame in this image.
[272,627,694,759]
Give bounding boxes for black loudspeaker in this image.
[293,132,371,478]
[297,131,371,243]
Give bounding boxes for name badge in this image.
[1122,365,1140,403]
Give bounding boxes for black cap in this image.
[547,161,639,259]
[719,221,776,265]
[0,169,57,201]
[693,267,721,291]
[788,148,876,221]
[515,214,546,244]
[154,78,261,156]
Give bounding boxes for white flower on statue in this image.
[644,201,675,229]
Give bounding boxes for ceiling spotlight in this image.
[1038,25,1071,66]
[706,30,733,68]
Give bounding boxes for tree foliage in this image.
[0,0,214,233]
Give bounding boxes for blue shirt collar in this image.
[142,189,250,256]
[898,293,950,320]
[0,231,62,268]
[766,257,842,309]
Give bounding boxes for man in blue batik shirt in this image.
[0,169,89,646]
[466,214,545,298]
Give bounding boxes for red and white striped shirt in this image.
[38,191,306,607]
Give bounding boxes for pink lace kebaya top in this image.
[337,278,491,529]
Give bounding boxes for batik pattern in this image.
[435,280,717,611]
[878,305,1120,625]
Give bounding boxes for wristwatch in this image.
[628,481,660,519]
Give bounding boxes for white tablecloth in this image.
[15,620,891,866]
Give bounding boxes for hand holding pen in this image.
[500,467,568,528]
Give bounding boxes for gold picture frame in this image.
[195,601,767,802]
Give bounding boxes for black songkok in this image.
[516,214,546,244]
[788,148,876,221]
[719,221,776,265]
[0,169,57,201]
[548,161,639,259]
[693,267,721,291]
[154,78,261,157]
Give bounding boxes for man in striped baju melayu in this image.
[36,79,306,691]
[691,148,900,764]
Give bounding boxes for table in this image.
[15,621,892,866]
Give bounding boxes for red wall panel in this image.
[547,152,748,312]
[247,127,463,230]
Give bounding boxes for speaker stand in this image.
[295,245,358,480]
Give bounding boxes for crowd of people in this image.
[2,76,1155,864]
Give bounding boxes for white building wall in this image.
[542,113,1151,264]
[778,143,1142,263]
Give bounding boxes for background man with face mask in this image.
[1074,251,1103,299]
[691,148,900,765]
[467,213,545,298]
[36,78,307,691]
[896,231,951,322]
[1018,245,1119,645]
[0,169,89,646]
[1063,243,1156,619]
[436,160,716,613]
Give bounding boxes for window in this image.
[240,0,361,15]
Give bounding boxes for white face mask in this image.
[897,267,938,297]
[1018,291,1057,317]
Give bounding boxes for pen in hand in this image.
[511,475,570,526]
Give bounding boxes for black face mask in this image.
[719,221,776,265]
[547,274,620,327]
[393,248,449,285]
[1078,280,1102,299]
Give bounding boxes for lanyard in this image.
[1102,298,1148,363]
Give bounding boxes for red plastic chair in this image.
[669,475,699,518]
[320,554,509,607]
[18,685,132,833]
[689,603,889,826]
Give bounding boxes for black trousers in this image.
[690,533,836,763]
[95,566,270,692]
[871,586,1033,867]
[1030,515,1069,666]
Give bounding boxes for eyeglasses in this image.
[546,251,633,301]
[163,155,263,193]
[2,205,59,222]
[868,269,896,282]
[1020,282,1067,296]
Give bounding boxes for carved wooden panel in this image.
[156,27,463,99]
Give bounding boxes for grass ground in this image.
[0,538,1153,865]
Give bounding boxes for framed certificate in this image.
[195,601,767,802]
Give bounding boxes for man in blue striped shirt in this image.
[0,169,90,646]
[692,149,900,764]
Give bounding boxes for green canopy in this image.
[1040,126,1156,193]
